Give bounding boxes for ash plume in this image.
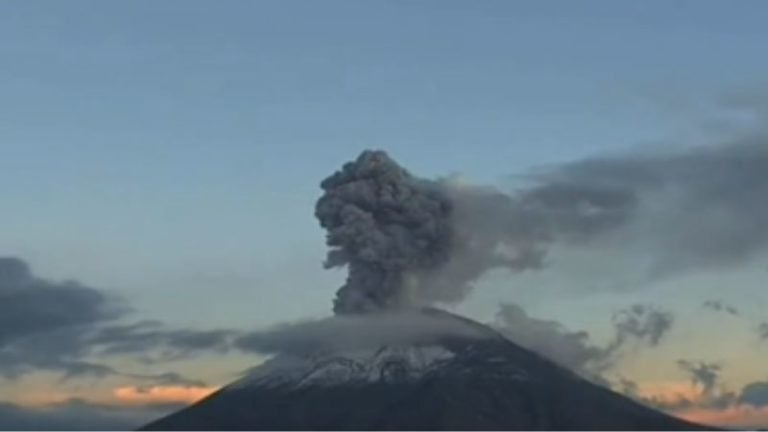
[316,150,549,314]
[315,151,454,314]
[523,139,768,280]
[318,138,768,314]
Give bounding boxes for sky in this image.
[1,0,768,429]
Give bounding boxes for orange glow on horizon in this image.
[112,385,218,405]
[673,405,768,429]
[633,381,768,429]
[634,380,703,405]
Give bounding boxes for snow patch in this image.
[230,345,455,390]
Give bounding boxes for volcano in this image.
[140,309,713,431]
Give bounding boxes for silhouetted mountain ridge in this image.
[141,308,716,430]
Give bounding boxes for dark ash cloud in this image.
[523,140,768,279]
[317,141,768,314]
[315,151,454,314]
[0,257,126,346]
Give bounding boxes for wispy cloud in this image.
[491,302,674,379]
[702,300,739,316]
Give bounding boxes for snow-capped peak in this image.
[230,344,455,390]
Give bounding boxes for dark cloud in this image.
[0,257,128,379]
[0,399,181,431]
[0,328,118,379]
[702,300,739,316]
[515,179,638,244]
[524,140,768,279]
[0,257,126,346]
[492,303,674,378]
[609,304,673,349]
[677,360,722,395]
[313,150,633,315]
[740,381,768,408]
[315,150,454,313]
[316,141,768,315]
[0,257,238,381]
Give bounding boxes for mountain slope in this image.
[141,309,715,431]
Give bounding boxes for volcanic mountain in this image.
[140,308,713,431]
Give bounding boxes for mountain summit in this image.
[141,309,713,431]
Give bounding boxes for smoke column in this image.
[315,150,453,314]
[317,139,768,315]
[315,150,550,314]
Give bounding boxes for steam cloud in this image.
[235,310,490,356]
[317,139,768,314]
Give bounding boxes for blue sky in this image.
[3,0,767,324]
[1,1,768,428]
